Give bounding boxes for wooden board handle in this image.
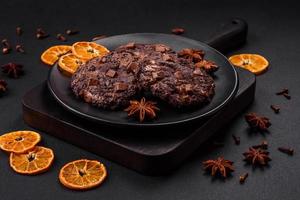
[205,18,248,53]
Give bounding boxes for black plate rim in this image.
[47,33,239,127]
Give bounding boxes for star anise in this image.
[195,60,219,73]
[243,147,271,166]
[178,48,205,63]
[203,157,234,178]
[124,97,160,122]
[245,112,271,131]
[0,80,7,95]
[2,63,24,78]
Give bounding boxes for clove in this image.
[276,88,291,99]
[2,39,10,47]
[36,28,49,39]
[66,29,79,35]
[1,39,11,54]
[2,47,10,54]
[252,140,268,149]
[16,26,22,36]
[276,88,289,95]
[278,147,294,155]
[239,173,248,184]
[16,45,25,53]
[171,27,185,35]
[232,134,240,145]
[270,105,280,114]
[56,33,67,41]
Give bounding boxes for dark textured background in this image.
[0,0,300,200]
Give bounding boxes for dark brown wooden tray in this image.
[22,68,255,176]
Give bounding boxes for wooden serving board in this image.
[22,68,255,176]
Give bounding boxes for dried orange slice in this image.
[72,42,109,60]
[0,131,41,153]
[59,159,107,190]
[229,54,269,75]
[9,146,54,175]
[58,53,86,76]
[41,45,72,65]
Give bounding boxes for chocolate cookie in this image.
[70,53,140,110]
[137,44,177,90]
[136,44,215,107]
[150,62,215,107]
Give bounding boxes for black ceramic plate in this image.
[47,33,238,127]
